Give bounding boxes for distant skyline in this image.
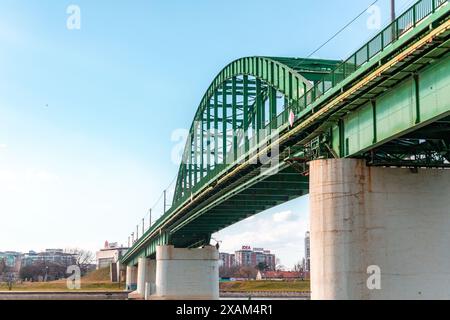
[0,0,413,268]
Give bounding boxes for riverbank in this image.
[0,291,129,300]
[0,279,311,299]
[0,280,123,292]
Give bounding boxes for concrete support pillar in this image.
[136,257,156,298]
[310,159,450,300]
[125,265,137,291]
[154,245,219,300]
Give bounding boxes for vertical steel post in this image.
[183,163,187,194]
[206,99,211,173]
[414,74,421,124]
[193,123,198,184]
[269,86,277,130]
[371,100,377,144]
[243,75,249,152]
[232,77,238,161]
[222,82,227,164]
[188,136,193,190]
[339,119,345,158]
[303,83,307,108]
[214,91,219,166]
[200,115,204,179]
[256,78,263,143]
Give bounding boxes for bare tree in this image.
[239,266,257,280]
[293,261,305,280]
[64,248,95,274]
[274,258,288,271]
[276,264,286,272]
[20,262,66,282]
[219,265,240,278]
[0,258,6,275]
[293,261,303,272]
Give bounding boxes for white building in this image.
[96,241,128,269]
[96,241,129,282]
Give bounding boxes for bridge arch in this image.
[172,57,341,204]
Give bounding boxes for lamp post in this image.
[390,0,397,43]
[391,0,396,22]
[149,209,152,227]
[163,190,167,213]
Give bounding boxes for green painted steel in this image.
[122,0,449,265]
[171,56,341,203]
[332,57,450,157]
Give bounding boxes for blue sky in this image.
[0,0,413,268]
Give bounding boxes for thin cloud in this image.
[273,210,296,223]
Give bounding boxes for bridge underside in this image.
[367,115,450,167]
[171,166,309,249]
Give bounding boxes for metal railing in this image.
[294,0,447,116]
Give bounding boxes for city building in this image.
[0,251,22,280]
[21,249,76,267]
[233,246,276,270]
[96,241,129,283]
[0,251,22,269]
[253,248,276,270]
[219,252,235,269]
[304,231,310,273]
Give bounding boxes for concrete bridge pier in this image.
[309,159,450,300]
[153,245,219,300]
[135,257,156,298]
[125,265,137,291]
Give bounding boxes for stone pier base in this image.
[310,159,450,300]
[154,245,219,300]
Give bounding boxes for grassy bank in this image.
[0,280,124,292]
[0,268,124,292]
[220,280,310,293]
[2,270,310,293]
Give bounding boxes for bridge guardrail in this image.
[295,0,448,116]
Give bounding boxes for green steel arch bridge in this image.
[122,0,450,266]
